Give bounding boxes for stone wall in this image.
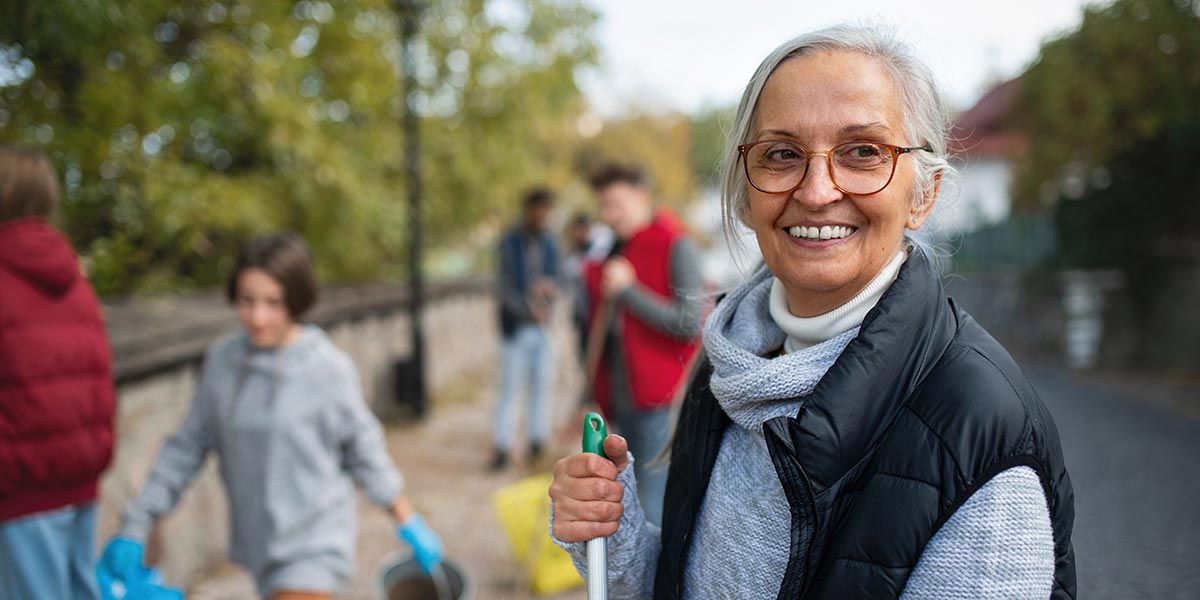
[95,279,511,587]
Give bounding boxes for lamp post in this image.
[394,0,427,417]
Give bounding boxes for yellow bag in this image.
[492,473,584,595]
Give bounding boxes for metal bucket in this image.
[375,550,474,600]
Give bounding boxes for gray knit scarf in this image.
[703,266,859,431]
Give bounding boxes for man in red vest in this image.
[583,163,702,527]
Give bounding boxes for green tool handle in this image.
[582,412,607,459]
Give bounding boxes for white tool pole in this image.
[587,536,607,600]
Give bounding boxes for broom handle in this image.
[584,298,610,388]
[582,412,608,600]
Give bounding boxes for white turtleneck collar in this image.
[769,248,908,354]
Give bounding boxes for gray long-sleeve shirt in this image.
[604,237,703,413]
[612,237,703,341]
[120,326,401,592]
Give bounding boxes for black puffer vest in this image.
[654,247,1076,599]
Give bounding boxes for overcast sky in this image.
[579,0,1097,116]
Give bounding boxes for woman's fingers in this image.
[549,470,625,503]
[555,451,619,481]
[555,495,625,523]
[551,496,624,542]
[549,449,630,542]
[603,434,630,471]
[553,516,621,543]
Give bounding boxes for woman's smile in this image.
[783,222,859,245]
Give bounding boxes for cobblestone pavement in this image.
[1030,364,1200,600]
[190,362,589,600]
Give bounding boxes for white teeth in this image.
[787,225,856,240]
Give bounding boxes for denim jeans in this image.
[0,502,101,600]
[494,323,552,450]
[613,405,671,528]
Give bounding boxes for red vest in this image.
[585,211,700,415]
[0,219,114,522]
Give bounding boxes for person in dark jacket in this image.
[549,23,1076,599]
[492,188,561,470]
[0,145,114,600]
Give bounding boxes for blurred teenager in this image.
[100,233,443,600]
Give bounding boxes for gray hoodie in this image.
[120,326,402,593]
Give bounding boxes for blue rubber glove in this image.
[127,572,185,600]
[99,537,144,581]
[96,566,124,600]
[397,514,443,575]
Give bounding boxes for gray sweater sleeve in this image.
[550,455,660,599]
[119,364,218,542]
[901,466,1055,599]
[336,361,404,509]
[617,237,703,340]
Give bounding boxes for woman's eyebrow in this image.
[754,129,800,139]
[840,122,891,135]
[754,122,893,140]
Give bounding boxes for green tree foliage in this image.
[575,111,696,207]
[1054,120,1200,369]
[1055,120,1200,269]
[1015,0,1200,371]
[687,103,734,189]
[0,0,598,295]
[1014,0,1200,211]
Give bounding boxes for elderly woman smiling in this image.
[549,23,1076,600]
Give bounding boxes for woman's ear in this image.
[906,170,942,230]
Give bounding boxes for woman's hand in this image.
[391,495,415,524]
[600,258,636,298]
[549,434,630,543]
[396,514,444,575]
[391,495,443,574]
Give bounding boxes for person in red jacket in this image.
[580,163,703,527]
[0,145,115,599]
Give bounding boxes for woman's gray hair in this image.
[718,22,955,238]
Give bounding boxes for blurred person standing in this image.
[583,163,702,527]
[0,146,114,600]
[493,188,561,470]
[99,233,443,600]
[560,211,607,360]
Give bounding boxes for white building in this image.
[935,79,1028,238]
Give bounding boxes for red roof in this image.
[948,78,1029,158]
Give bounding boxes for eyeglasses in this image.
[737,140,933,196]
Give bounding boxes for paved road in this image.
[187,349,1198,600]
[1029,365,1200,600]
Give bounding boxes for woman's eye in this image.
[836,143,889,167]
[850,144,882,158]
[764,145,802,162]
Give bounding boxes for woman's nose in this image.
[791,154,843,209]
[250,305,272,326]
